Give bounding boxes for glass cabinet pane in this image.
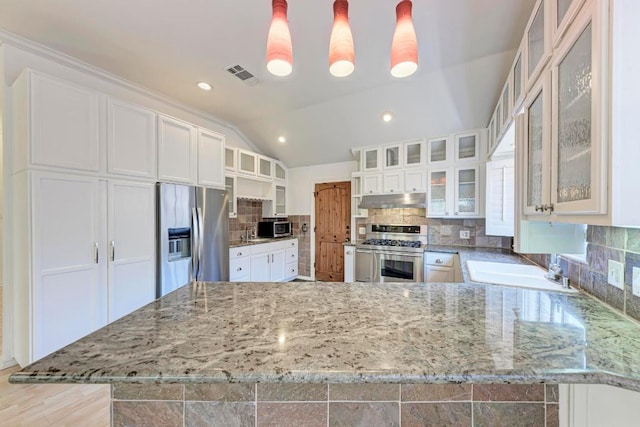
[514,54,522,102]
[225,148,235,169]
[527,92,544,207]
[429,139,448,163]
[457,135,477,160]
[225,176,235,216]
[457,168,476,214]
[502,85,510,125]
[405,142,422,166]
[496,104,502,133]
[275,185,286,215]
[386,146,400,167]
[259,158,272,176]
[528,1,545,78]
[365,149,378,169]
[557,23,592,203]
[429,171,447,215]
[275,163,286,180]
[239,152,255,174]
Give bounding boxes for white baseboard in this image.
[1,356,18,370]
[296,276,313,281]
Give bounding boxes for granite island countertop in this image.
[11,245,640,392]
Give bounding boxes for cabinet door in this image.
[29,72,101,172]
[427,137,451,165]
[344,246,355,282]
[107,181,156,322]
[383,144,402,169]
[258,156,274,179]
[107,99,157,179]
[275,161,288,181]
[197,129,225,189]
[404,169,426,193]
[403,140,424,167]
[523,71,551,216]
[225,147,237,171]
[362,147,381,171]
[486,158,515,237]
[551,5,604,215]
[362,174,382,194]
[250,253,271,281]
[427,168,451,217]
[501,82,511,129]
[225,176,237,218]
[454,132,480,162]
[455,166,480,217]
[270,250,286,281]
[553,0,586,45]
[526,0,551,88]
[426,266,454,283]
[31,172,107,361]
[383,172,404,193]
[513,44,525,110]
[158,115,196,184]
[238,150,257,175]
[488,116,495,156]
[275,185,286,215]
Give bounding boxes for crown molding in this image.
[0,28,261,153]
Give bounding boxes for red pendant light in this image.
[390,0,418,78]
[266,0,293,77]
[329,0,355,77]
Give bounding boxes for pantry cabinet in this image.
[11,69,102,174]
[157,115,197,184]
[107,98,157,179]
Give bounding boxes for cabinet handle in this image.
[272,254,274,263]
[543,204,555,212]
[390,189,394,192]
[534,205,544,212]
[454,212,459,215]
[94,242,99,264]
[267,254,270,264]
[346,251,352,255]
[435,259,443,264]
[110,241,115,262]
[445,212,449,216]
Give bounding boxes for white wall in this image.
[287,161,358,215]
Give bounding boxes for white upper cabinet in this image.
[197,128,225,189]
[225,176,237,218]
[12,70,102,174]
[362,147,382,171]
[427,168,451,217]
[427,136,452,165]
[525,0,552,89]
[403,140,425,167]
[512,41,526,112]
[454,166,481,217]
[383,144,402,169]
[225,147,237,172]
[274,161,288,181]
[454,131,480,163]
[405,169,426,193]
[427,166,482,218]
[501,80,511,132]
[237,149,258,175]
[258,156,274,179]
[362,174,382,194]
[107,98,157,179]
[486,158,515,237]
[157,115,197,184]
[383,171,404,193]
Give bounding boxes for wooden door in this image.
[314,182,351,281]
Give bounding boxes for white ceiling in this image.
[0,0,535,167]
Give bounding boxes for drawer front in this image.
[285,238,298,249]
[424,252,455,267]
[230,257,251,280]
[286,262,298,279]
[229,246,251,260]
[250,242,273,254]
[286,247,298,263]
[271,240,288,251]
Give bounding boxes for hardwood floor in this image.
[0,366,110,426]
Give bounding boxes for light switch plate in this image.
[460,230,470,239]
[633,267,640,297]
[608,260,625,290]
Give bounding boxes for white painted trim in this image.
[0,29,262,155]
[1,357,17,370]
[296,276,313,281]
[310,176,353,281]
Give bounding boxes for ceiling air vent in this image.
[226,65,259,86]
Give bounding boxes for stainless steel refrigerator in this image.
[156,183,229,297]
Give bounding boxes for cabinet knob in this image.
[435,259,443,264]
[346,251,352,255]
[237,267,242,271]
[413,188,416,191]
[390,189,394,192]
[291,254,295,258]
[237,252,242,256]
[445,212,449,216]
[454,212,459,215]
[370,190,373,193]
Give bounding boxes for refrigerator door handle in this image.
[191,207,199,281]
[197,207,204,281]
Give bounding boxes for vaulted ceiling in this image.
[0,0,535,167]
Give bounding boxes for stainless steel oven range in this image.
[355,224,427,283]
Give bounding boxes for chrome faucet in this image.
[545,262,563,282]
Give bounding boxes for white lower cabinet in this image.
[232,239,298,282]
[344,245,355,282]
[424,252,458,283]
[13,171,156,365]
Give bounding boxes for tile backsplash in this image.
[523,226,640,322]
[354,208,512,249]
[229,200,263,242]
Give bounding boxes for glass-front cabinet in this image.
[274,161,287,181]
[258,156,273,179]
[454,166,480,217]
[237,149,257,175]
[526,0,551,88]
[225,147,237,172]
[362,147,381,171]
[275,185,286,215]
[512,44,525,111]
[553,0,586,46]
[427,136,450,165]
[427,169,450,217]
[550,2,604,215]
[225,176,237,218]
[383,144,402,169]
[454,132,479,162]
[501,81,511,130]
[403,140,424,167]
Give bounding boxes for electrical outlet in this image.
[633,267,640,297]
[460,230,470,239]
[607,260,625,290]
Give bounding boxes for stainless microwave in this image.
[257,221,292,238]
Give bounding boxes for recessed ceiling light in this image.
[197,82,212,91]
[381,112,394,122]
[278,136,287,143]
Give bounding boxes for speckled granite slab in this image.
[10,253,640,391]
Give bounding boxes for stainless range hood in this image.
[358,193,427,209]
